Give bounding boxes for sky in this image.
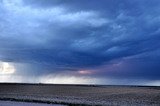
[0,0,160,86]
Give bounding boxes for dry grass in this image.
[0,83,159,106]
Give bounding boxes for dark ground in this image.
[0,83,159,106]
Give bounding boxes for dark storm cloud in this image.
[96,50,160,80]
[0,0,160,80]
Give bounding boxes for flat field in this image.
[0,83,159,106]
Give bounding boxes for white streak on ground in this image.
[0,101,65,106]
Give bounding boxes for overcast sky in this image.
[0,0,160,85]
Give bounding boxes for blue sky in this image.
[0,0,160,85]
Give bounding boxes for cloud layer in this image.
[0,0,160,85]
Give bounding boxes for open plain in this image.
[0,83,159,106]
